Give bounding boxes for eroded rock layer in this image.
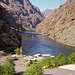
[0,0,44,28]
[36,0,75,47]
[0,5,21,51]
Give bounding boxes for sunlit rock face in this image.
[0,0,44,28]
[42,9,53,18]
[36,0,75,47]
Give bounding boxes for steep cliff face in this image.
[42,9,53,18]
[36,0,75,47]
[0,5,21,51]
[0,0,44,28]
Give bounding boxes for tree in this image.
[0,65,3,75]
[24,64,44,75]
[3,57,15,75]
[57,52,68,66]
[14,47,20,55]
[68,52,75,64]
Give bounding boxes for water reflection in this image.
[22,34,75,57]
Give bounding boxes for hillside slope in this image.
[0,0,44,28]
[0,5,21,51]
[36,0,75,47]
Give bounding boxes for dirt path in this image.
[14,57,27,73]
[44,68,75,75]
[59,64,75,71]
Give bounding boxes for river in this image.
[21,30,75,57]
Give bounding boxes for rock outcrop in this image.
[0,0,44,28]
[42,9,53,18]
[0,5,21,51]
[36,0,75,47]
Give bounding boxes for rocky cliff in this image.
[42,9,53,18]
[36,0,75,47]
[0,0,44,28]
[0,5,21,51]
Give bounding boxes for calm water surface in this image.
[21,31,75,57]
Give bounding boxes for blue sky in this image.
[29,0,67,12]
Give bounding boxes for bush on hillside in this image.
[0,65,3,75]
[57,52,68,66]
[38,57,51,69]
[38,57,57,69]
[6,56,15,66]
[68,52,75,64]
[24,64,44,75]
[14,47,20,55]
[3,57,15,75]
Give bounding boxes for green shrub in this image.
[25,62,30,66]
[6,56,15,66]
[38,57,57,69]
[0,65,3,75]
[3,57,15,75]
[57,52,68,66]
[46,65,50,69]
[14,47,20,55]
[50,57,58,68]
[53,33,56,38]
[24,64,44,75]
[68,52,75,64]
[38,57,51,68]
[24,60,28,63]
[39,29,41,32]
[18,28,24,33]
[3,62,15,75]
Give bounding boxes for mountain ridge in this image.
[0,0,44,28]
[36,0,75,47]
[42,9,53,18]
[0,5,21,51]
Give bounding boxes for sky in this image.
[29,0,67,12]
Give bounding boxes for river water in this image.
[21,31,75,57]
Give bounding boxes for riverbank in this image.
[0,56,75,75]
[39,30,75,48]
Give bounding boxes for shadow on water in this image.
[21,31,75,57]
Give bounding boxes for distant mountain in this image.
[42,9,53,18]
[0,0,44,28]
[36,0,75,47]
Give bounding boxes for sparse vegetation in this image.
[0,65,3,75]
[0,56,15,75]
[57,52,68,66]
[14,47,20,55]
[37,57,57,69]
[18,28,24,33]
[68,53,75,64]
[24,64,44,75]
[53,33,56,38]
[39,29,41,32]
[25,62,30,66]
[25,52,75,72]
